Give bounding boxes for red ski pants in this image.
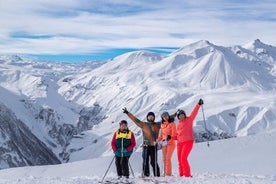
[177,141,194,177]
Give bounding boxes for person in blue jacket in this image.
[111,120,136,179]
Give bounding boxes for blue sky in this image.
[0,0,275,62]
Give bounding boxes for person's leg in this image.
[165,143,176,176]
[115,156,123,178]
[121,156,130,178]
[161,146,167,176]
[181,141,194,177]
[142,146,150,177]
[177,143,184,176]
[149,146,160,177]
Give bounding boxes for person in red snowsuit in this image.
[176,99,204,177]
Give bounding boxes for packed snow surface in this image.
[0,131,275,183]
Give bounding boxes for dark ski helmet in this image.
[147,112,155,122]
[177,110,186,119]
[119,120,128,125]
[161,111,169,118]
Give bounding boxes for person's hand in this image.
[198,98,204,105]
[175,109,181,115]
[122,107,129,114]
[156,142,162,150]
[171,111,176,118]
[166,135,171,141]
[161,140,168,146]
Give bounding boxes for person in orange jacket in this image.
[157,111,177,176]
[176,99,204,177]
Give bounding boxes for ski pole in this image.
[201,105,210,147]
[101,156,115,183]
[128,160,135,178]
[155,145,158,177]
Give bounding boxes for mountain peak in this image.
[113,50,163,63]
[252,39,266,47]
[254,38,261,43]
[0,55,23,62]
[243,39,276,62]
[243,39,270,50]
[188,39,213,48]
[171,40,216,58]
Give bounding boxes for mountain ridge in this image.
[0,39,275,168]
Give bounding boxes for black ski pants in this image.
[142,145,160,177]
[115,156,130,177]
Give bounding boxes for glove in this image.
[155,142,162,150]
[161,140,168,146]
[123,148,128,153]
[198,98,204,105]
[166,135,171,141]
[172,110,178,118]
[176,109,181,115]
[122,107,129,114]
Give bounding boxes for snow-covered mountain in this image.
[0,39,275,169]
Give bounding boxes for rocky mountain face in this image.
[0,39,275,168]
[0,103,61,169]
[0,57,105,168]
[36,104,104,162]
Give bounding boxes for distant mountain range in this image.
[0,39,275,169]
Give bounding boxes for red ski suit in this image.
[176,104,200,177]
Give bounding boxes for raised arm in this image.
[189,99,204,121]
[123,107,144,128]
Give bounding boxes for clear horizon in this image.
[24,47,178,63]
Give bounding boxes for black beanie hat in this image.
[161,111,169,118]
[177,110,186,119]
[119,120,128,125]
[147,112,155,122]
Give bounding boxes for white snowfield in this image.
[0,131,275,184]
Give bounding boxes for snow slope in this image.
[0,131,275,183]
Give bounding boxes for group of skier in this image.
[111,98,204,179]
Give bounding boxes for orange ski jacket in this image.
[158,121,177,145]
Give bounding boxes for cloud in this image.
[0,0,276,58]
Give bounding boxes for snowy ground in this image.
[0,131,275,184]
